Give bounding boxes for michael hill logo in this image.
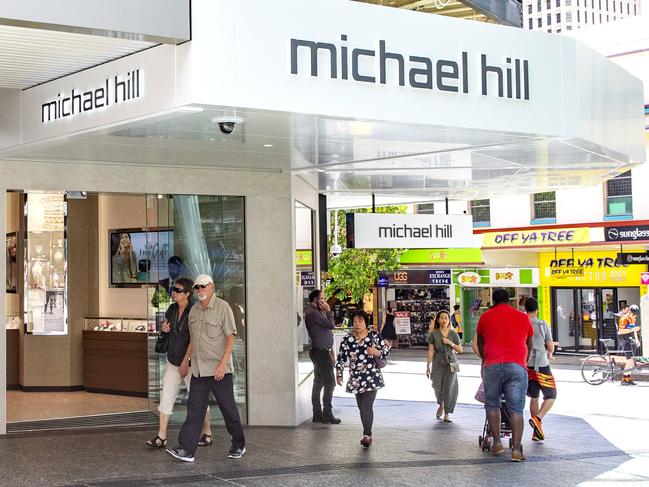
[41,69,142,123]
[290,36,530,100]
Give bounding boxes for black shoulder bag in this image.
[155,332,169,353]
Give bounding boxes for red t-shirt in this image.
[476,304,533,368]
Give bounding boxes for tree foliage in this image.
[325,205,407,303]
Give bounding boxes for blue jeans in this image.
[483,362,528,415]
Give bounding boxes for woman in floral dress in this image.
[336,310,390,448]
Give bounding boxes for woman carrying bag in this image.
[336,310,390,448]
[146,277,212,449]
[426,310,462,423]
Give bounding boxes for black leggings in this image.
[355,390,378,436]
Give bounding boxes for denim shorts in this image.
[483,362,528,414]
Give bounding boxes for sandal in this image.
[198,434,213,447]
[146,435,167,449]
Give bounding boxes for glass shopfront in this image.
[540,250,644,354]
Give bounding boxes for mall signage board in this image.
[384,269,452,286]
[346,213,473,249]
[539,251,645,287]
[605,225,649,242]
[399,248,483,264]
[300,271,316,287]
[482,227,590,248]
[616,252,649,265]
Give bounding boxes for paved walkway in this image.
[2,351,649,486]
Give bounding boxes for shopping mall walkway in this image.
[2,352,648,486]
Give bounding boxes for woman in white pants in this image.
[146,277,212,448]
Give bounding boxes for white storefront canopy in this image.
[0,0,644,200]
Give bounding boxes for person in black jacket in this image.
[305,289,341,424]
[146,277,212,449]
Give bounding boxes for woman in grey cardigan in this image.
[426,310,462,422]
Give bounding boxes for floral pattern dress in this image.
[336,331,390,394]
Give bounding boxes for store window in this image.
[532,191,556,223]
[469,199,490,227]
[605,170,633,219]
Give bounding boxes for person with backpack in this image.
[451,304,463,341]
[524,297,556,442]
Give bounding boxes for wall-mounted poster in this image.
[6,232,17,293]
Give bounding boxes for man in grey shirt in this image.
[305,289,341,424]
[167,274,245,462]
[524,297,556,442]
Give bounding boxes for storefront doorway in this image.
[552,287,638,353]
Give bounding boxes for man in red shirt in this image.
[477,289,533,462]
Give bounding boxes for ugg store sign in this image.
[346,213,473,249]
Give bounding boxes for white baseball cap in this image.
[194,274,213,286]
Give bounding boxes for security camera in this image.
[330,244,342,257]
[211,116,244,135]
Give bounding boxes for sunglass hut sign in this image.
[290,36,530,101]
[41,69,142,123]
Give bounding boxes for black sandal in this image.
[146,435,167,449]
[198,434,213,447]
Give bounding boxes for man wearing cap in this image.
[167,274,246,462]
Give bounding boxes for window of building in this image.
[599,13,602,21]
[557,12,561,22]
[532,192,557,222]
[613,1,616,11]
[546,0,551,9]
[605,170,633,218]
[578,9,581,20]
[538,17,543,26]
[528,4,533,14]
[538,0,542,10]
[566,0,571,4]
[592,11,595,22]
[529,17,533,29]
[556,0,561,6]
[567,10,572,20]
[547,13,551,23]
[567,24,573,29]
[416,203,435,214]
[470,199,490,227]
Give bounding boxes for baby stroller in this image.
[475,383,513,451]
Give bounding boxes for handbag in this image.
[371,331,388,369]
[155,332,169,353]
[439,329,459,373]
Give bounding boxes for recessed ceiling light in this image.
[263,144,273,147]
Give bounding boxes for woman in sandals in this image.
[336,310,390,448]
[146,277,213,449]
[426,310,462,423]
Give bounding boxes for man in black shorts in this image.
[524,298,556,441]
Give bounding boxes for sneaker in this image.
[511,447,526,462]
[360,435,372,448]
[532,431,542,442]
[320,415,342,425]
[621,378,637,386]
[528,416,545,441]
[228,446,246,459]
[166,447,194,463]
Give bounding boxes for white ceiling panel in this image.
[0,24,155,89]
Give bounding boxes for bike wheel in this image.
[581,354,611,385]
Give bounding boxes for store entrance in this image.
[552,287,631,354]
[4,191,247,431]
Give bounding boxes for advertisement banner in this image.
[490,268,520,286]
[482,227,590,248]
[604,224,649,242]
[347,213,473,249]
[399,248,483,264]
[386,269,452,286]
[539,251,646,287]
[394,311,411,335]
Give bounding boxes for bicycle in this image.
[581,338,649,385]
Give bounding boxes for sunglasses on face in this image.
[193,284,209,289]
[172,286,186,294]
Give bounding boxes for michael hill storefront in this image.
[0,0,645,433]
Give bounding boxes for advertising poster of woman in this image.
[6,232,17,293]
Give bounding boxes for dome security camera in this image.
[210,116,244,135]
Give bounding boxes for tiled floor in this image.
[6,391,149,422]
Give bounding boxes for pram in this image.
[475,383,513,451]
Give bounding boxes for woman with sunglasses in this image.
[147,277,212,449]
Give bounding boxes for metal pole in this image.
[445,197,449,215]
[372,193,376,213]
